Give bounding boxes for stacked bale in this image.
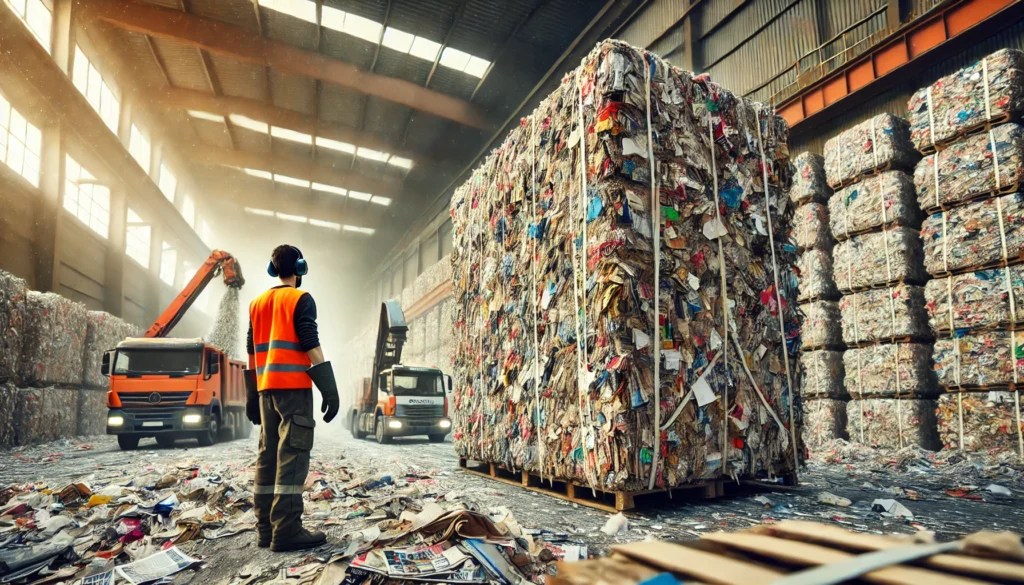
[824,114,938,450]
[911,49,1024,457]
[79,311,140,435]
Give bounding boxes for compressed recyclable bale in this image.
[13,387,78,445]
[832,227,927,292]
[801,301,842,350]
[0,383,15,448]
[823,114,918,188]
[914,123,1024,212]
[0,269,28,383]
[843,343,936,398]
[800,351,845,399]
[450,40,800,492]
[908,49,1024,150]
[839,284,930,345]
[937,391,1024,452]
[829,171,920,238]
[924,267,1024,333]
[76,388,108,436]
[933,330,1024,388]
[796,249,839,303]
[83,311,140,388]
[802,398,848,451]
[18,292,88,387]
[921,194,1024,276]
[792,202,834,251]
[790,152,830,204]
[846,398,940,450]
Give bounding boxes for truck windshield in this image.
[392,372,443,396]
[114,350,202,375]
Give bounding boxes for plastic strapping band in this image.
[645,57,662,491]
[707,103,731,478]
[756,110,797,469]
[983,57,993,121]
[530,115,544,482]
[870,116,879,171]
[926,86,937,150]
[958,392,965,450]
[895,344,904,449]
[933,151,941,210]
[941,212,950,274]
[853,294,865,444]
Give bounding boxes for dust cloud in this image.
[207,286,241,359]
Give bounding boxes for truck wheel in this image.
[428,434,447,443]
[375,415,392,444]
[219,414,235,442]
[156,435,176,448]
[198,416,219,447]
[352,413,367,439]
[117,435,140,451]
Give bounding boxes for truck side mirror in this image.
[445,375,453,394]
[206,351,220,378]
[101,351,113,376]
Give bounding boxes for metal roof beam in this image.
[86,0,492,130]
[470,0,553,101]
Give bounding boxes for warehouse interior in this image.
[3,0,1024,581]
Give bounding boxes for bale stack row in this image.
[791,153,848,451]
[450,40,800,494]
[909,48,1024,456]
[823,113,941,451]
[0,269,139,447]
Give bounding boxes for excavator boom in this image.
[144,250,245,338]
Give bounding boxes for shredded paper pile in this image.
[921,193,1024,275]
[833,227,928,292]
[799,351,845,399]
[838,284,930,345]
[449,40,799,493]
[829,171,920,238]
[908,48,1024,150]
[846,398,940,450]
[796,249,839,303]
[789,152,830,204]
[937,391,1024,452]
[843,343,936,398]
[823,113,919,188]
[933,330,1024,388]
[924,267,1024,333]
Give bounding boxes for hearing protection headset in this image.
[267,245,309,278]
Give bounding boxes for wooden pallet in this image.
[829,161,895,191]
[832,220,922,243]
[918,111,1015,155]
[845,335,931,349]
[839,277,928,295]
[940,383,1019,393]
[921,180,1022,215]
[933,320,1024,337]
[928,252,1024,280]
[799,343,846,353]
[458,458,738,512]
[796,293,841,305]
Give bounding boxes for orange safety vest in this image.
[249,287,312,391]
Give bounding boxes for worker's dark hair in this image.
[271,245,301,278]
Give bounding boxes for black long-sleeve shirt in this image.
[247,286,320,355]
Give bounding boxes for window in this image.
[8,0,51,52]
[0,92,42,187]
[181,194,195,228]
[73,46,119,133]
[125,209,151,268]
[129,124,151,174]
[259,0,316,23]
[63,155,110,238]
[160,242,176,286]
[158,163,176,202]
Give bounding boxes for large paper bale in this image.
[933,330,1024,388]
[796,249,838,303]
[824,114,919,188]
[839,284,930,345]
[802,398,848,452]
[908,49,1024,151]
[937,391,1024,452]
[924,267,1024,333]
[800,351,845,399]
[921,194,1024,276]
[450,40,799,491]
[18,292,88,387]
[800,301,842,350]
[792,202,833,251]
[789,152,830,204]
[829,171,920,238]
[0,269,28,383]
[0,383,16,448]
[76,387,108,436]
[13,387,79,445]
[914,123,1024,213]
[843,343,936,398]
[83,311,140,388]
[833,227,927,293]
[846,398,940,450]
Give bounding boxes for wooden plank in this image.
[85,0,490,130]
[612,541,784,585]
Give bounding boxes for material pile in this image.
[449,40,799,494]
[924,267,1024,333]
[838,284,930,345]
[12,387,79,445]
[799,351,845,399]
[795,249,838,303]
[18,292,88,387]
[800,302,842,350]
[933,330,1023,388]
[83,311,139,388]
[823,113,918,188]
[829,171,920,238]
[832,227,928,292]
[921,193,1024,275]
[206,286,241,360]
[0,270,28,383]
[846,397,941,450]
[843,343,936,398]
[801,398,848,451]
[937,391,1024,452]
[908,48,1024,150]
[789,152,829,204]
[792,202,833,251]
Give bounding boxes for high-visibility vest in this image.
[249,287,312,391]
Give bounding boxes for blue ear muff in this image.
[267,261,280,277]
[295,259,308,276]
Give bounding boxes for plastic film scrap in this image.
[449,40,800,492]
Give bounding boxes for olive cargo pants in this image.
[254,390,316,538]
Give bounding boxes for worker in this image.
[243,245,340,552]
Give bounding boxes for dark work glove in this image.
[244,369,261,425]
[307,362,340,423]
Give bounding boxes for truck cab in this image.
[103,337,248,450]
[350,365,451,443]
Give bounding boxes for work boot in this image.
[270,526,327,552]
[256,529,272,548]
[254,493,273,548]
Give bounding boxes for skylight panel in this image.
[464,56,490,78]
[275,174,310,188]
[260,0,316,24]
[310,219,342,230]
[188,110,224,123]
[382,27,414,53]
[343,225,375,235]
[409,36,441,61]
[321,5,346,31]
[387,156,413,169]
[370,196,391,206]
[312,182,348,196]
[230,114,269,134]
[342,13,383,43]
[271,126,313,144]
[316,137,356,154]
[277,212,309,223]
[245,207,275,217]
[243,168,273,180]
[348,191,372,202]
[439,47,472,71]
[356,147,389,162]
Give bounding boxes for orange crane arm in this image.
[144,249,245,338]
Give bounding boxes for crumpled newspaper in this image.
[824,113,919,188]
[937,391,1024,452]
[839,284,931,345]
[0,269,28,383]
[924,267,1024,333]
[829,171,920,239]
[933,330,1024,388]
[18,292,88,387]
[843,343,936,398]
[833,227,928,293]
[790,152,830,204]
[800,350,846,399]
[921,193,1024,276]
[846,398,940,450]
[796,249,839,303]
[908,48,1024,150]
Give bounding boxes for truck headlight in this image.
[107,416,124,426]
[183,414,203,424]
[387,420,403,429]
[439,420,451,429]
